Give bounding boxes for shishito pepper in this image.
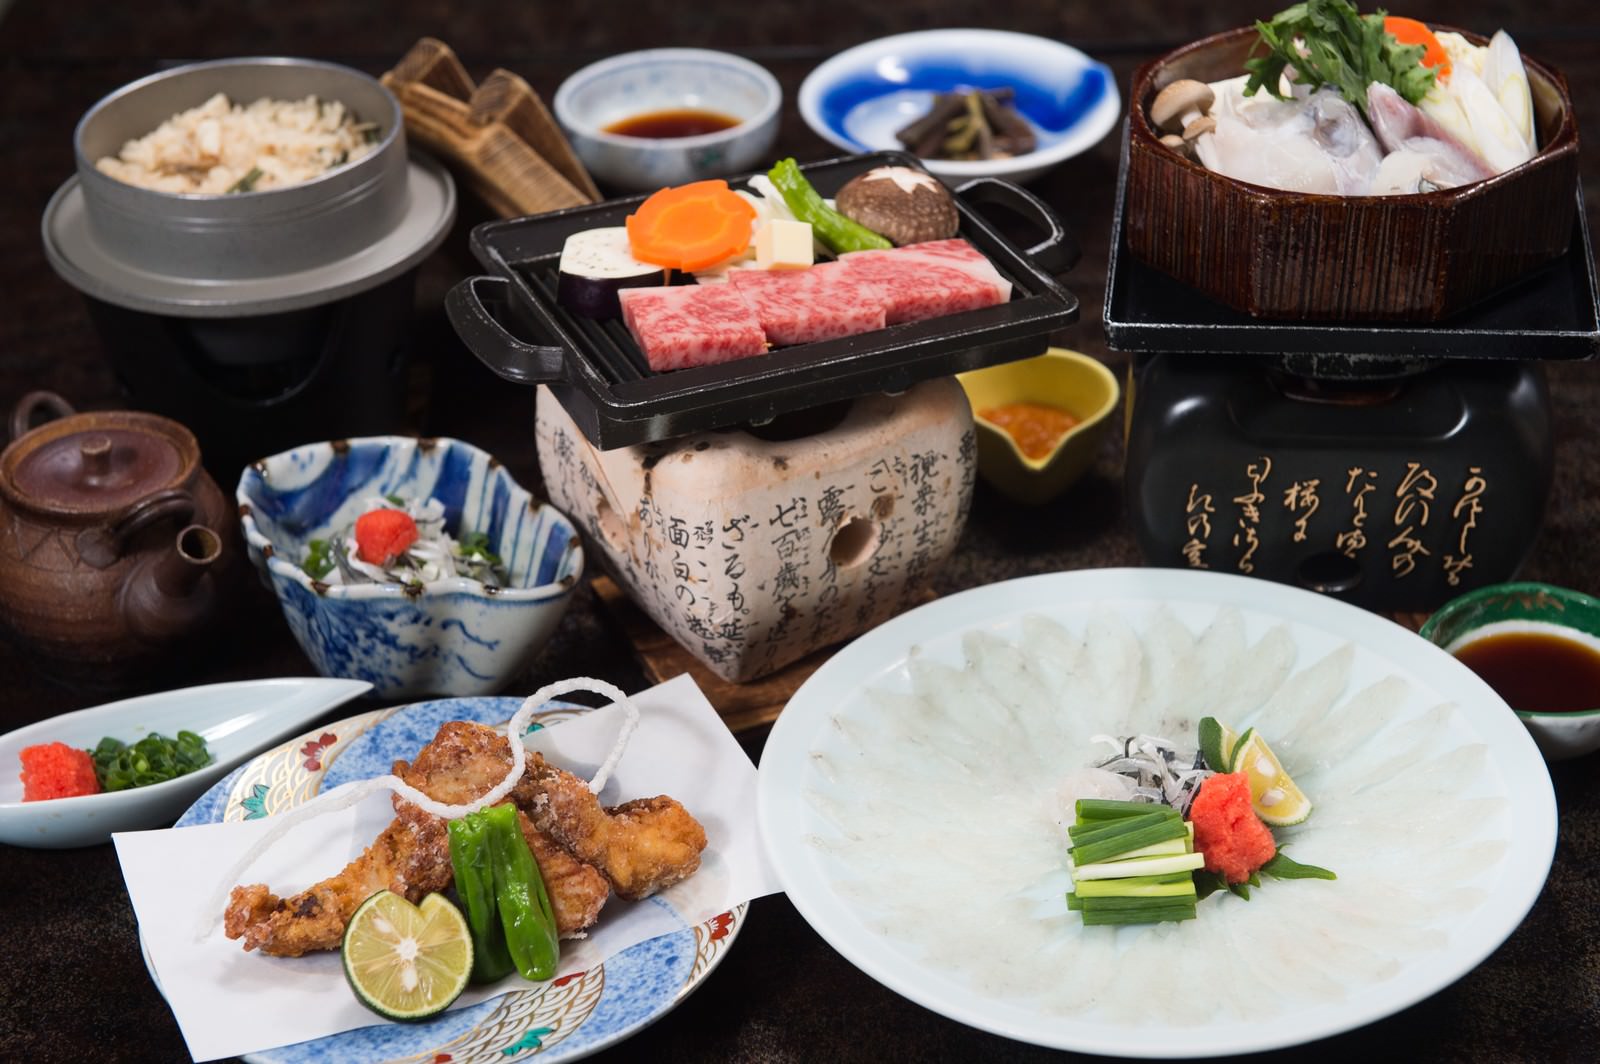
[446,809,517,984]
[482,802,560,981]
[767,158,892,254]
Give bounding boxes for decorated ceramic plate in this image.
[758,568,1556,1058]
[158,696,744,1064]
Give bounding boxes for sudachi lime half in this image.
[342,890,473,1022]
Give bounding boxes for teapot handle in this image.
[9,391,76,443]
[77,489,196,569]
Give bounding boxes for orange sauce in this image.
[978,402,1080,460]
[604,109,741,139]
[1452,629,1600,713]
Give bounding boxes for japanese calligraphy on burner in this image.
[535,381,976,683]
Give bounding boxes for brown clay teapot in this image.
[0,392,235,690]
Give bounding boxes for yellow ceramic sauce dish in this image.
[957,348,1120,505]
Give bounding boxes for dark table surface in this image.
[3,1,1599,1061]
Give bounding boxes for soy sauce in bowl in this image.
[604,109,741,138]
[1451,628,1600,714]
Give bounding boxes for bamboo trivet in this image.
[382,37,599,218]
[591,576,936,734]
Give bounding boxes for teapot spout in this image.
[122,524,223,644]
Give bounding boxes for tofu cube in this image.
[754,219,815,270]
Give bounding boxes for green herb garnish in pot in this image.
[1243,0,1436,116]
[90,730,212,791]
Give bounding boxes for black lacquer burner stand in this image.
[1106,170,1600,613]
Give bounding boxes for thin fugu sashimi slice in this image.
[1082,610,1145,734]
[1037,924,1119,1016]
[1241,643,1353,741]
[1290,674,1411,764]
[908,660,1029,765]
[1347,740,1489,799]
[1200,622,1296,723]
[1128,607,1202,737]
[1317,702,1459,788]
[962,630,1076,759]
[1016,615,1086,703]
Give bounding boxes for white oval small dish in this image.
[799,29,1121,184]
[0,677,370,848]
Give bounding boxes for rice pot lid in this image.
[1,409,197,519]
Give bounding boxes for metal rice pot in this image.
[1124,354,1554,613]
[72,58,409,279]
[42,58,457,478]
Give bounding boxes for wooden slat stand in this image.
[383,38,600,218]
[591,576,835,734]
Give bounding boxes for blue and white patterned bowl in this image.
[798,28,1121,184]
[554,48,781,191]
[237,437,583,698]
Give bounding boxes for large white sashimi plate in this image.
[757,568,1556,1058]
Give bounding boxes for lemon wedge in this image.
[1230,731,1312,827]
[343,890,473,1021]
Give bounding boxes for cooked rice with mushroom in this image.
[95,92,379,194]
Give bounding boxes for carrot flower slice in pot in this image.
[1384,16,1452,81]
[626,180,756,272]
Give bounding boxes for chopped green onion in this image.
[89,730,212,791]
[1068,810,1172,843]
[1071,817,1189,866]
[1073,875,1197,899]
[1080,902,1197,925]
[1074,798,1171,821]
[1071,852,1207,880]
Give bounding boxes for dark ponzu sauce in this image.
[1452,629,1600,713]
[605,109,741,139]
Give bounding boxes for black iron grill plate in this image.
[451,151,1081,449]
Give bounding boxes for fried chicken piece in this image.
[390,721,609,934]
[223,810,452,956]
[525,753,707,900]
[225,720,614,956]
[517,807,610,936]
[391,720,542,809]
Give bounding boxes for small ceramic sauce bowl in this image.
[1420,581,1600,760]
[799,29,1121,184]
[553,48,781,191]
[238,436,584,698]
[957,348,1120,505]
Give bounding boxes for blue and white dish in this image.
[798,29,1121,184]
[238,437,583,699]
[161,695,744,1064]
[0,677,369,848]
[554,48,781,191]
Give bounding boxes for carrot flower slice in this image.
[626,180,756,272]
[1384,16,1452,82]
